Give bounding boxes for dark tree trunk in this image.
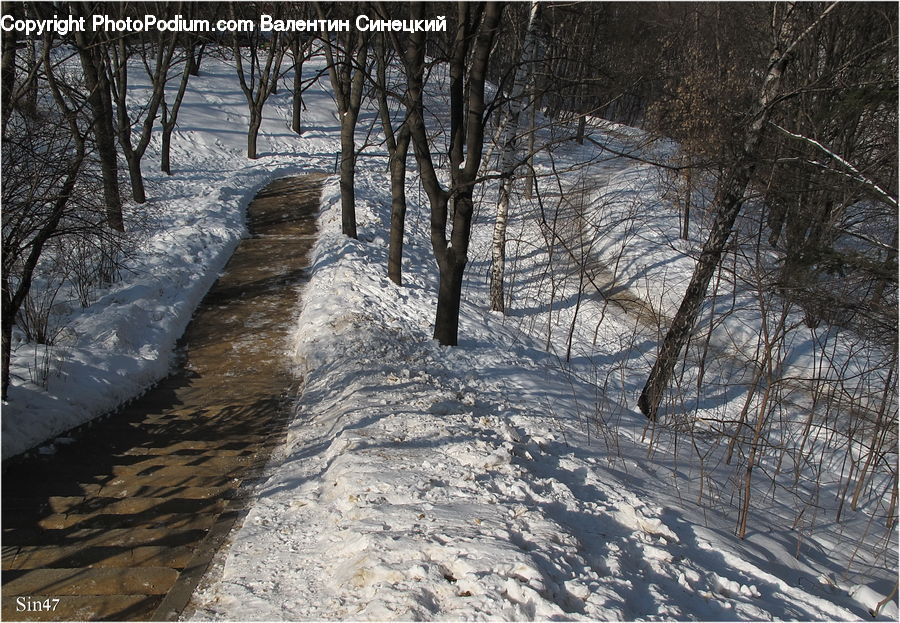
[387,129,411,285]
[291,36,304,135]
[638,158,758,419]
[438,4,502,344]
[126,153,146,204]
[322,23,367,240]
[85,60,123,229]
[190,41,204,76]
[1,2,18,137]
[73,16,123,231]
[96,61,123,230]
[404,2,503,345]
[248,111,262,159]
[576,114,586,144]
[373,27,410,285]
[231,7,285,164]
[338,113,359,237]
[161,123,173,175]
[1,311,12,401]
[109,32,175,204]
[434,251,467,346]
[681,166,692,240]
[160,49,193,175]
[638,23,811,419]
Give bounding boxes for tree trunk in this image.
[159,49,193,175]
[321,22,366,240]
[490,183,511,313]
[434,191,477,345]
[434,251,467,346]
[1,303,13,400]
[681,165,692,240]
[434,5,503,344]
[342,33,367,239]
[637,8,826,419]
[95,76,124,231]
[524,97,537,200]
[639,162,768,420]
[291,36,304,135]
[339,111,359,238]
[404,2,504,345]
[576,114,586,144]
[0,1,17,137]
[126,153,146,204]
[387,129,411,285]
[248,111,262,159]
[490,1,542,313]
[110,33,175,204]
[191,41,204,76]
[73,22,124,231]
[373,28,410,285]
[232,12,285,164]
[161,123,173,175]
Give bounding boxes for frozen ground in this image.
[189,173,895,621]
[2,54,339,458]
[3,51,896,620]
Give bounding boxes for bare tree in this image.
[290,34,307,136]
[317,2,369,240]
[0,0,19,138]
[107,13,178,202]
[638,2,840,420]
[231,5,286,160]
[70,2,124,232]
[405,2,505,345]
[490,1,543,313]
[372,25,412,286]
[159,47,194,175]
[2,39,90,399]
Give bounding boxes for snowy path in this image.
[1,175,325,621]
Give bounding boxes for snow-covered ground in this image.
[2,54,340,458]
[4,50,896,620]
[188,174,894,620]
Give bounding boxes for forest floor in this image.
[3,54,896,621]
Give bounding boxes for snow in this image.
[4,49,896,621]
[2,55,340,459]
[189,163,895,622]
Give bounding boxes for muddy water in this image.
[179,175,326,397]
[2,174,326,621]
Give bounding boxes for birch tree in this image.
[490,1,542,313]
[638,2,840,420]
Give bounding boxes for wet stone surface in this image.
[2,174,327,621]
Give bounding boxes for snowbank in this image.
[190,168,881,621]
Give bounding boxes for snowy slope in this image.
[2,55,340,458]
[186,59,895,620]
[189,175,888,620]
[3,48,895,620]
